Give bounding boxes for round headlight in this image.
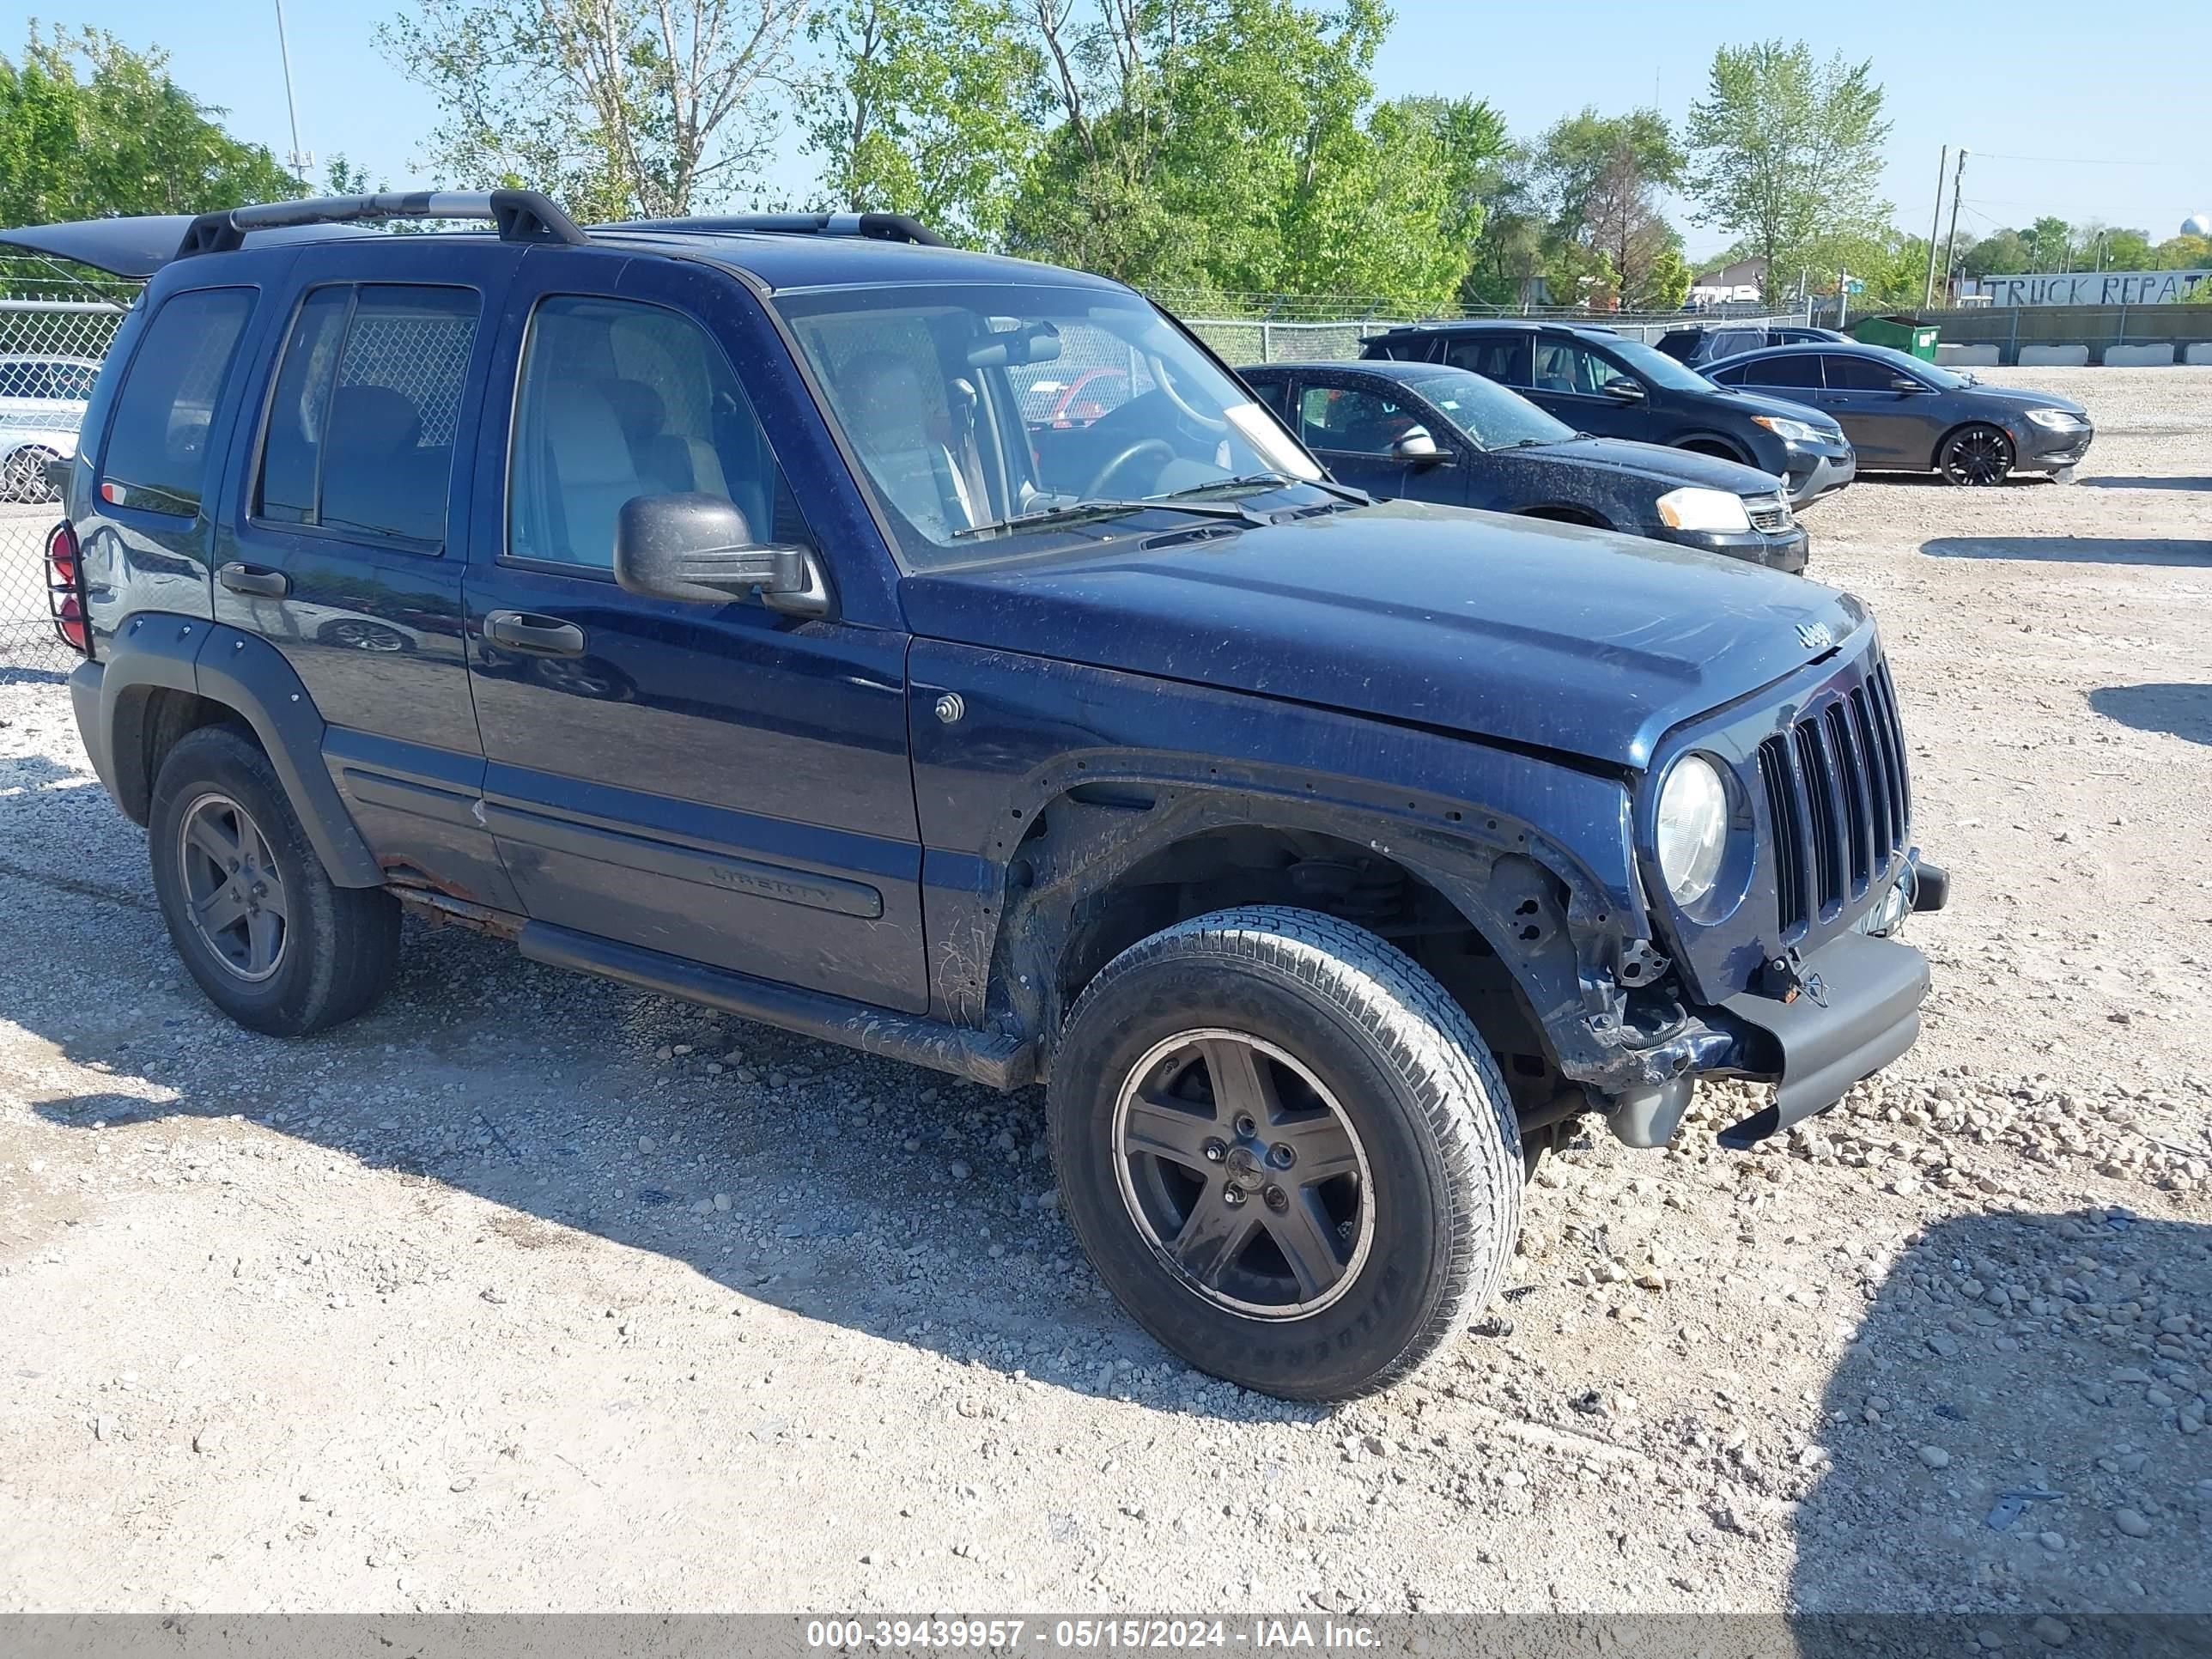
[1656,754,1729,905]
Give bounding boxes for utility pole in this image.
[274,0,313,186]
[1939,148,1970,307]
[1922,145,1948,308]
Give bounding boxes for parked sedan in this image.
[1239,360,1809,571]
[1654,323,1850,367]
[1704,343,2093,484]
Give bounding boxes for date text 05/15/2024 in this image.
[805,1620,1382,1650]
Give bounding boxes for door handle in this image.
[484,611,586,657]
[217,562,289,599]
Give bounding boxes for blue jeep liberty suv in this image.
[17,192,1948,1400]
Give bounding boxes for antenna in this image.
[273,0,314,185]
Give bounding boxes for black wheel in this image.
[149,724,400,1036]
[2,444,61,503]
[1678,439,1746,465]
[1049,906,1521,1401]
[1938,423,2014,486]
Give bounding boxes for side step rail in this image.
[517,922,1036,1092]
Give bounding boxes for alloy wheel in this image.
[1112,1028,1374,1318]
[176,793,289,981]
[1942,426,2013,486]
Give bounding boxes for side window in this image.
[508,295,797,573]
[1247,376,1291,420]
[1444,335,1530,386]
[1736,353,1822,390]
[1824,355,1905,392]
[253,283,480,547]
[1298,385,1416,455]
[1008,320,1154,430]
[99,287,255,518]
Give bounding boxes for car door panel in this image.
[1817,356,1927,465]
[210,246,524,908]
[461,252,931,1012]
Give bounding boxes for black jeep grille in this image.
[1756,660,1911,936]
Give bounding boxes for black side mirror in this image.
[613,492,828,616]
[1601,379,1646,401]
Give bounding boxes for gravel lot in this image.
[1,367,2207,1621]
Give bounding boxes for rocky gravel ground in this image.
[0,368,2207,1622]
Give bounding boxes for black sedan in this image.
[1239,359,1809,571]
[1704,343,2094,484]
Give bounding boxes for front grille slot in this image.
[1747,495,1792,533]
[1759,655,1916,940]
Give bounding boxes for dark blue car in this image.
[1237,358,1809,571]
[12,192,1946,1400]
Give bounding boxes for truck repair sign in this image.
[1983,269,2212,306]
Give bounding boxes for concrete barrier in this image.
[2103,343,2176,367]
[2185,343,2212,366]
[2017,343,2090,367]
[1936,343,2001,367]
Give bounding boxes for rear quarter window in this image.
[98,288,257,518]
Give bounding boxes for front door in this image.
[1522,337,1645,441]
[460,253,929,1012]
[213,245,524,908]
[1291,379,1463,502]
[1815,354,1929,466]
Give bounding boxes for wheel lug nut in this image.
[1222,1185,1245,1206]
[1267,1143,1293,1169]
[1233,1114,1256,1137]
[1202,1139,1227,1164]
[1264,1186,1288,1212]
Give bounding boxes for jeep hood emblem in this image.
[1796,621,1835,651]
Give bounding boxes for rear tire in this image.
[149,724,400,1036]
[1048,906,1520,1401]
[2,444,61,503]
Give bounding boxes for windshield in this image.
[1602,336,1720,393]
[775,282,1326,567]
[1399,366,1572,447]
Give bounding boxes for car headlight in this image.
[2025,408,2084,429]
[1656,487,1752,533]
[1656,754,1729,906]
[1750,414,1820,444]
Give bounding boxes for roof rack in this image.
[177,190,588,259]
[605,211,948,248]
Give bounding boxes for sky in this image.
[14,0,2212,270]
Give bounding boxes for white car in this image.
[0,353,99,502]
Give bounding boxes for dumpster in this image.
[1851,314,1940,361]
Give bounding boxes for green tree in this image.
[1532,107,1685,309]
[379,0,813,222]
[1683,40,1891,303]
[2021,215,2075,271]
[1960,228,2031,281]
[803,0,1045,245]
[1386,94,1509,281]
[2153,233,2211,268]
[0,24,300,225]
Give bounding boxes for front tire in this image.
[1939,423,2014,486]
[1049,906,1521,1400]
[149,724,400,1036]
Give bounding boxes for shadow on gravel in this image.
[23,920,1264,1417]
[2088,684,2212,747]
[1921,536,2212,566]
[2076,476,2212,492]
[1791,1208,2212,1643]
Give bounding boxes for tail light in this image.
[46,520,89,657]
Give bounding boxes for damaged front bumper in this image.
[1602,858,1948,1150]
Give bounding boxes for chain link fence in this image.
[3,258,137,676]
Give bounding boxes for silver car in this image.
[0,353,99,501]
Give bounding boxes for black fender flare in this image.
[91,614,382,888]
[1672,432,1755,466]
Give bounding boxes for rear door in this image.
[214,242,524,908]
[459,251,929,1012]
[1439,331,1533,392]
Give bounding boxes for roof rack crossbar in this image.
[177,190,589,259]
[603,211,948,248]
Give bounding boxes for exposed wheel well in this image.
[1051,825,1568,1122]
[112,687,254,825]
[1677,436,1748,464]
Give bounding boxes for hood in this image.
[1966,384,2089,421]
[1524,435,1784,496]
[900,500,1868,770]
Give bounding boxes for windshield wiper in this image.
[950,495,1264,541]
[1154,470,1370,507]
